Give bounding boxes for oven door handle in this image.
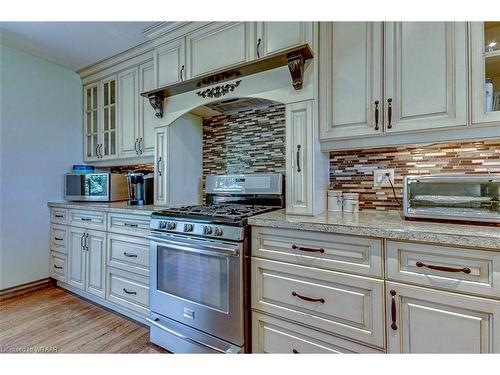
[146,235,239,258]
[147,317,231,353]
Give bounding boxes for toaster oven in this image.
[403,174,500,224]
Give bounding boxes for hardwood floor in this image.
[0,286,167,353]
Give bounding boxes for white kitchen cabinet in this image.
[67,226,106,298]
[155,38,186,86]
[83,82,100,161]
[384,22,468,133]
[153,114,203,207]
[319,22,383,140]
[50,251,68,283]
[470,22,500,125]
[386,281,500,353]
[118,67,140,158]
[286,100,327,216]
[186,22,255,78]
[255,22,313,58]
[138,60,157,156]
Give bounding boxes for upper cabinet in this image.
[186,22,255,78]
[471,22,500,125]
[84,83,99,161]
[118,67,139,158]
[256,22,313,58]
[384,22,467,133]
[154,38,186,86]
[319,22,383,139]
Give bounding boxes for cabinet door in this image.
[256,22,313,57]
[319,22,383,140]
[387,282,500,353]
[470,22,500,125]
[85,230,106,299]
[68,227,86,290]
[384,22,467,133]
[154,127,168,206]
[286,101,313,215]
[118,67,140,158]
[155,38,185,86]
[186,22,254,78]
[83,83,100,161]
[139,60,156,156]
[100,76,118,158]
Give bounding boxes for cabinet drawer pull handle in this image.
[95,144,100,158]
[387,98,393,129]
[292,349,299,354]
[292,244,324,253]
[80,233,86,250]
[134,138,139,155]
[55,214,64,218]
[123,252,138,258]
[257,38,262,58]
[54,237,64,241]
[124,222,139,228]
[54,265,63,269]
[139,138,143,154]
[81,217,91,222]
[157,157,162,177]
[390,289,397,331]
[374,100,379,130]
[292,291,325,304]
[180,65,185,81]
[415,261,471,274]
[123,288,137,295]
[296,145,301,173]
[84,233,89,251]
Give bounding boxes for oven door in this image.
[148,232,244,346]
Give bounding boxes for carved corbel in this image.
[287,53,305,90]
[148,94,164,118]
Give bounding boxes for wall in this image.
[0,44,82,289]
[329,139,500,210]
[202,104,286,177]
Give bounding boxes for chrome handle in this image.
[387,98,393,129]
[157,157,162,177]
[124,222,138,228]
[123,252,138,258]
[257,38,262,58]
[54,237,64,241]
[54,265,63,269]
[84,233,89,251]
[296,145,301,173]
[374,100,380,130]
[147,235,239,258]
[122,288,137,295]
[180,65,185,81]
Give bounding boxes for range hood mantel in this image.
[141,43,314,118]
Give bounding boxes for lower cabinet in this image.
[106,267,149,316]
[253,312,383,354]
[386,281,500,353]
[68,227,106,299]
[50,251,68,283]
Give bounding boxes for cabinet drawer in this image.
[50,224,68,254]
[386,240,500,299]
[69,210,107,230]
[107,213,150,236]
[106,267,149,315]
[251,258,385,348]
[252,227,383,277]
[51,208,68,224]
[252,312,383,354]
[107,234,149,276]
[50,251,67,282]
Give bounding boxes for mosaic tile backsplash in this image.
[203,104,286,177]
[329,139,500,211]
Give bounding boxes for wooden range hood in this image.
[141,43,314,118]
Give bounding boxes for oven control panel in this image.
[151,219,244,241]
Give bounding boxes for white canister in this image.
[343,192,360,212]
[485,78,494,113]
[327,190,343,212]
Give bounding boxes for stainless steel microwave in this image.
[403,174,500,224]
[64,173,128,202]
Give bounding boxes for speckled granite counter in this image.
[48,201,159,215]
[248,209,500,249]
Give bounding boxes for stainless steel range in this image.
[147,173,284,353]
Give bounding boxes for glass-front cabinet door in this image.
[84,83,99,161]
[100,76,117,159]
[471,22,500,125]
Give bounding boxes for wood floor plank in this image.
[0,286,166,354]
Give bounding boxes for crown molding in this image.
[142,21,191,40]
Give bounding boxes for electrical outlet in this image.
[373,169,395,187]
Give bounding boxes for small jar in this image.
[343,193,359,212]
[327,190,343,212]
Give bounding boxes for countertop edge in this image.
[47,201,155,216]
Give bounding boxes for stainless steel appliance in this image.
[403,174,500,223]
[147,173,284,353]
[127,171,154,205]
[64,173,128,202]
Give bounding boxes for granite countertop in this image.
[248,209,500,249]
[47,201,160,215]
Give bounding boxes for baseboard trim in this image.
[0,278,55,301]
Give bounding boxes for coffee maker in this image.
[127,171,154,205]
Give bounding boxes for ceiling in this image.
[0,22,159,71]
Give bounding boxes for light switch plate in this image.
[373,169,395,187]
